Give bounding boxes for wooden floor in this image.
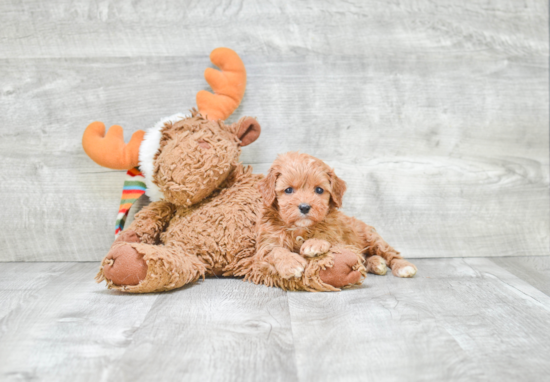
[1,257,549,381]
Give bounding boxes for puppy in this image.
[256,152,417,285]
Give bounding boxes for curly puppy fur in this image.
[239,152,417,288]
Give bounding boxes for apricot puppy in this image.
[256,152,417,285]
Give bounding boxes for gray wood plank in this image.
[287,258,550,382]
[0,262,159,382]
[0,0,548,261]
[105,278,298,382]
[489,256,550,296]
[0,53,547,260]
[0,262,74,322]
[0,0,546,58]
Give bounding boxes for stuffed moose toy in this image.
[83,48,368,293]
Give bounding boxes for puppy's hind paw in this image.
[300,239,331,257]
[391,259,417,278]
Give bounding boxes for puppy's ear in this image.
[328,170,347,209]
[258,166,279,207]
[236,117,261,146]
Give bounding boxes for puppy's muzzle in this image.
[299,203,311,214]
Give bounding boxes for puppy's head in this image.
[258,152,346,228]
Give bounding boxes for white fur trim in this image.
[139,113,187,202]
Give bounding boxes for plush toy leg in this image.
[96,233,207,293]
[96,230,147,286]
[317,248,365,289]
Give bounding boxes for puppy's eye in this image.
[284,187,294,194]
[315,187,324,195]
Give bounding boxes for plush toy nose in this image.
[299,204,311,214]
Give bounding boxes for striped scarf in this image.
[115,167,146,237]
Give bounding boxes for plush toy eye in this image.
[284,187,294,194]
[315,187,324,195]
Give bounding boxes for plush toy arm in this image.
[127,200,176,244]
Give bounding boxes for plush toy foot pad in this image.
[319,250,363,288]
[103,243,148,286]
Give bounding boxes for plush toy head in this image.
[81,48,261,209]
[145,112,260,206]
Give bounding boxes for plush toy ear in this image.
[236,117,261,146]
[258,165,279,207]
[328,170,347,209]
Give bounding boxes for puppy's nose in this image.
[299,203,311,214]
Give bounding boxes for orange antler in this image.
[197,47,246,121]
[82,122,145,170]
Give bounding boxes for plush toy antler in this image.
[82,123,146,170]
[197,47,246,121]
[82,47,246,170]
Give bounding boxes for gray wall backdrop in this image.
[1,0,548,261]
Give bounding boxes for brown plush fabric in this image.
[319,247,364,288]
[128,201,175,244]
[236,117,261,146]
[102,242,147,286]
[95,113,357,293]
[153,112,242,207]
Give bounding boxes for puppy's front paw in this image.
[300,239,331,257]
[391,259,417,278]
[275,253,308,279]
